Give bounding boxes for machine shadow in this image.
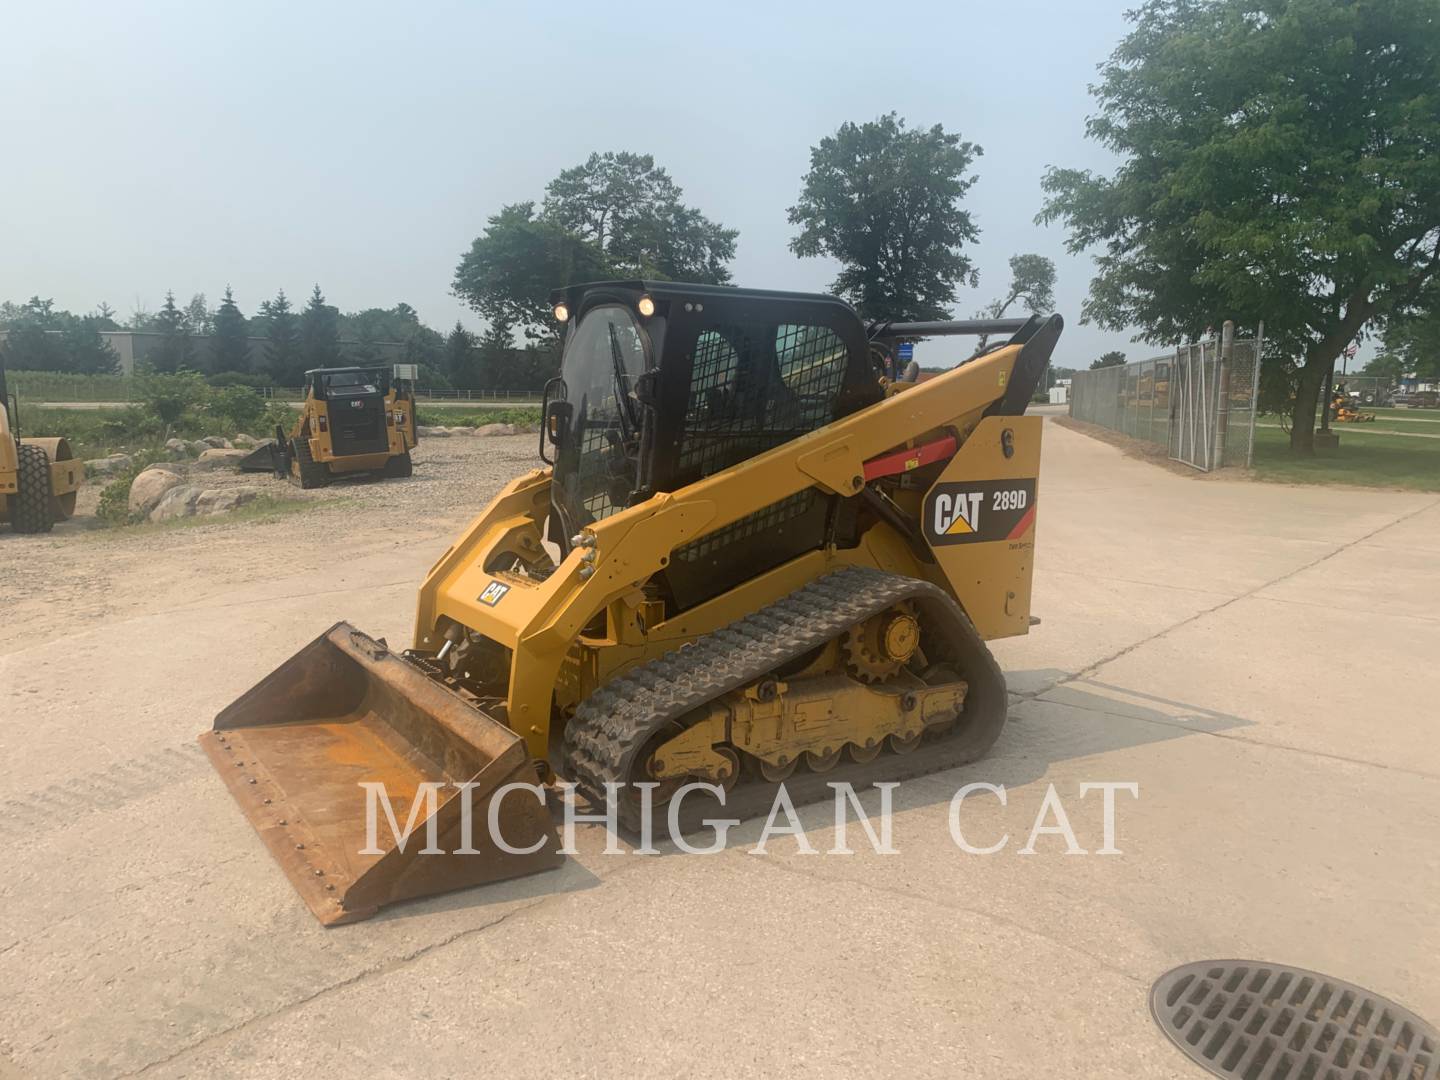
[371,667,1252,924]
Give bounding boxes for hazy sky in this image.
[2,0,1143,369]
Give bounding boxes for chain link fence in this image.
[1069,327,1263,469]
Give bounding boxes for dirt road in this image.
[0,434,539,654]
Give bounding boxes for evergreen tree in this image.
[260,289,302,384]
[149,290,195,373]
[445,321,480,390]
[211,286,251,374]
[299,284,341,371]
[184,293,213,335]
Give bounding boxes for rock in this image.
[127,467,184,516]
[194,448,250,470]
[473,422,519,437]
[85,454,133,477]
[416,425,452,437]
[200,435,233,449]
[231,433,257,448]
[195,487,262,516]
[149,485,202,522]
[164,438,189,459]
[189,440,212,456]
[148,484,263,522]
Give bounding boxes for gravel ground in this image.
[0,434,542,655]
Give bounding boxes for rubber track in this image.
[564,566,1008,826]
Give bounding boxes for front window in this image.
[318,370,386,397]
[554,305,649,527]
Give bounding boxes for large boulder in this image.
[195,487,263,516]
[149,486,203,522]
[148,484,263,523]
[164,438,190,460]
[200,435,233,449]
[128,467,184,516]
[194,448,250,470]
[416,425,452,437]
[231,433,257,448]
[188,439,212,456]
[473,422,519,437]
[85,453,133,477]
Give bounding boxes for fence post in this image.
[1214,320,1234,468]
[1247,321,1264,468]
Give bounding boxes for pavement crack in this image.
[119,898,549,1078]
[1067,495,1440,684]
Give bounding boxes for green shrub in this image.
[208,386,267,430]
[135,371,209,436]
[98,404,163,442]
[94,449,166,527]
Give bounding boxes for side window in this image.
[771,323,848,431]
[675,317,851,479]
[685,330,742,424]
[678,327,761,473]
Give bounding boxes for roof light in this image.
[637,295,655,317]
[553,303,569,323]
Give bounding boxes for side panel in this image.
[922,415,1042,640]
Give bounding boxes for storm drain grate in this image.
[1150,961,1439,1079]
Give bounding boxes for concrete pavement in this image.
[2,419,1437,1078]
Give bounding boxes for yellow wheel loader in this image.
[0,363,82,534]
[203,281,1062,925]
[238,365,416,486]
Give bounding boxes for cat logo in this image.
[933,490,983,536]
[478,581,510,607]
[923,480,1037,547]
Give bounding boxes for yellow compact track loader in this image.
[239,365,416,486]
[0,363,81,533]
[204,281,1062,924]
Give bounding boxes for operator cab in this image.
[544,281,881,528]
[542,281,883,608]
[306,366,389,400]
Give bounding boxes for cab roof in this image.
[304,366,386,377]
[550,279,857,314]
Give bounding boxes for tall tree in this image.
[982,254,1056,320]
[453,202,610,341]
[789,113,982,321]
[300,284,342,371]
[444,321,480,390]
[1039,0,1440,453]
[976,253,1057,346]
[1091,351,1127,369]
[211,286,250,374]
[149,290,195,373]
[260,289,302,384]
[1381,280,1440,380]
[0,297,118,373]
[541,151,738,282]
[184,293,213,336]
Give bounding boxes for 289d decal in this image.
[923,479,1037,546]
